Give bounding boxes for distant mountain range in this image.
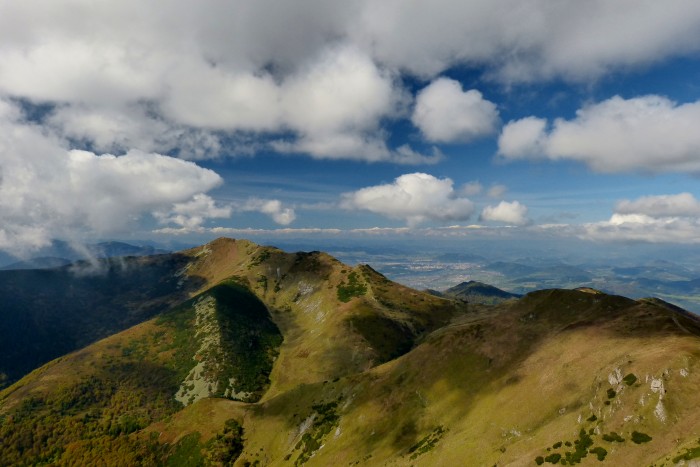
[2,238,700,465]
[0,241,171,270]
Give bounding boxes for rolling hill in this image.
[1,238,700,466]
[441,280,521,305]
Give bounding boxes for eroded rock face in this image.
[608,368,623,386]
[176,296,225,405]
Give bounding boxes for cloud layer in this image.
[577,193,700,243]
[498,95,700,173]
[2,2,700,162]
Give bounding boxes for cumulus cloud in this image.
[498,95,700,173]
[480,201,530,225]
[497,117,548,159]
[569,193,700,243]
[240,199,297,225]
[412,78,499,142]
[154,194,232,230]
[0,99,224,254]
[341,173,475,226]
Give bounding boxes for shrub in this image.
[337,272,367,302]
[602,432,624,443]
[631,431,652,444]
[623,373,637,386]
[589,446,607,461]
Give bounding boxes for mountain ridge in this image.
[1,237,700,466]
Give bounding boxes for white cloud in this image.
[341,173,475,226]
[354,0,700,81]
[567,193,700,243]
[0,99,224,254]
[580,216,700,244]
[480,201,529,225]
[154,194,232,230]
[2,2,700,162]
[412,78,499,142]
[240,199,297,226]
[497,117,548,159]
[47,103,222,159]
[615,193,700,218]
[498,95,700,173]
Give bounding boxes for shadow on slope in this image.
[0,253,205,389]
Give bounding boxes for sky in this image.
[3,1,700,258]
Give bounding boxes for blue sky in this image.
[2,1,700,257]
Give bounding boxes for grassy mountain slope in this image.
[2,239,700,466]
[177,238,457,396]
[0,278,281,464]
[215,288,700,466]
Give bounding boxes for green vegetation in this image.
[535,456,545,465]
[589,446,607,461]
[248,249,271,268]
[337,271,367,302]
[586,414,597,422]
[166,433,205,466]
[602,432,624,443]
[606,388,616,399]
[536,429,600,465]
[622,373,637,386]
[158,280,283,402]
[631,431,652,444]
[292,401,340,465]
[0,358,178,464]
[206,419,245,465]
[408,426,446,460]
[207,281,283,400]
[672,443,700,463]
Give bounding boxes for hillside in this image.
[442,280,521,305]
[1,238,700,466]
[0,253,201,388]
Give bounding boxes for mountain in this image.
[2,238,700,466]
[0,240,171,270]
[442,280,521,305]
[0,256,72,270]
[0,253,199,388]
